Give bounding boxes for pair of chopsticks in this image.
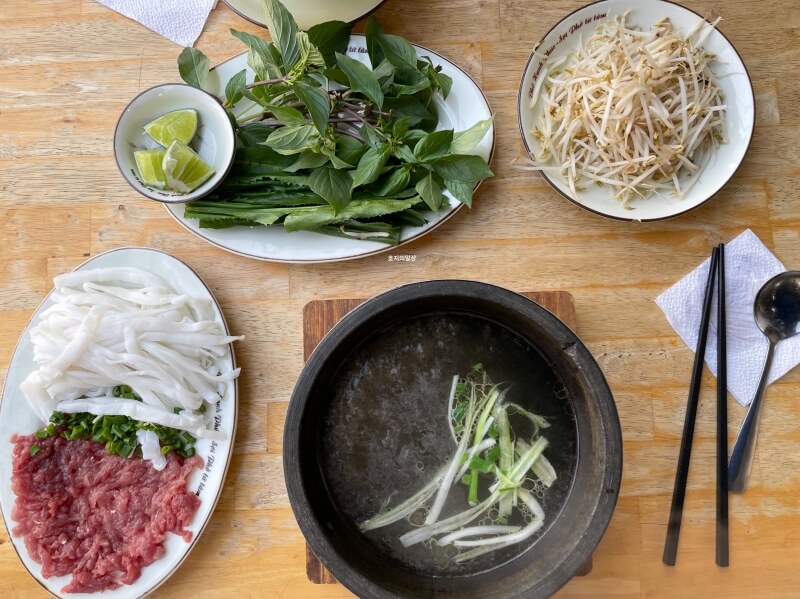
[663,244,728,567]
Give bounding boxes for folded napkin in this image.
[656,229,800,406]
[96,0,218,47]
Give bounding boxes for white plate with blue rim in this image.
[165,34,495,263]
[0,247,238,598]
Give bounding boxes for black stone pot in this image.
[284,280,622,599]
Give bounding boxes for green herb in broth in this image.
[359,364,557,564]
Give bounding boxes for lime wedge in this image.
[134,149,167,188]
[162,140,215,193]
[143,109,198,147]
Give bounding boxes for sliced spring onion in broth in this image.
[359,364,556,564]
[522,12,726,205]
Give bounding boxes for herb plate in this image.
[166,34,495,263]
[518,0,754,221]
[0,248,238,599]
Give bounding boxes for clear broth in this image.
[320,312,578,576]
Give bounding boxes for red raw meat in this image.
[10,433,202,593]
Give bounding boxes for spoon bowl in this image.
[728,271,800,492]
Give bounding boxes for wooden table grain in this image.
[1,1,799,598]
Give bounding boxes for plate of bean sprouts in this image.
[517,0,754,221]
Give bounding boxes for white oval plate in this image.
[0,248,238,599]
[222,0,386,30]
[166,34,495,263]
[518,0,755,221]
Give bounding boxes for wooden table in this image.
[1,0,799,597]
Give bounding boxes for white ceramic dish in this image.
[114,84,236,204]
[518,0,755,221]
[0,248,238,599]
[166,34,495,263]
[223,0,386,29]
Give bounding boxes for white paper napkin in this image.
[656,229,800,405]
[96,0,218,47]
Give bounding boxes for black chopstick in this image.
[716,243,729,567]
[663,246,720,566]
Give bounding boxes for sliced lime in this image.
[162,140,215,193]
[143,109,198,147]
[134,149,167,188]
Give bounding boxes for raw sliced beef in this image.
[11,433,203,593]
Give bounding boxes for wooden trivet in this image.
[302,291,590,584]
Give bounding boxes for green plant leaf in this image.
[230,29,284,79]
[237,123,274,146]
[377,33,418,68]
[224,69,247,107]
[433,70,453,99]
[270,105,307,127]
[393,118,409,140]
[352,143,391,188]
[451,117,494,155]
[265,124,318,155]
[177,47,209,89]
[283,197,420,232]
[293,81,330,135]
[416,170,444,210]
[286,150,330,173]
[373,167,411,197]
[335,52,384,108]
[296,31,326,67]
[263,0,300,68]
[373,59,396,92]
[364,16,385,67]
[382,96,435,129]
[393,144,417,163]
[361,121,381,149]
[413,130,454,162]
[444,179,475,208]
[432,154,494,182]
[307,20,351,67]
[308,166,353,212]
[335,134,367,166]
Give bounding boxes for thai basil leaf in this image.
[224,69,247,107]
[293,81,330,135]
[352,143,391,188]
[377,33,418,68]
[177,47,209,89]
[383,96,436,129]
[416,170,444,211]
[360,121,381,149]
[444,179,475,208]
[374,167,411,197]
[392,65,430,96]
[393,118,409,140]
[450,117,494,155]
[433,70,453,100]
[373,59,396,92]
[335,52,384,108]
[432,154,494,182]
[413,130,454,162]
[308,166,353,212]
[307,20,351,67]
[393,144,417,163]
[230,29,283,79]
[364,16,385,67]
[286,150,330,173]
[324,67,350,87]
[237,123,274,146]
[335,134,367,166]
[265,124,318,155]
[296,31,326,67]
[404,128,427,148]
[264,0,300,68]
[270,105,307,127]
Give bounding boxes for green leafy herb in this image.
[177,0,493,244]
[178,47,210,89]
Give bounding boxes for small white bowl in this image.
[517,0,755,222]
[114,83,235,204]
